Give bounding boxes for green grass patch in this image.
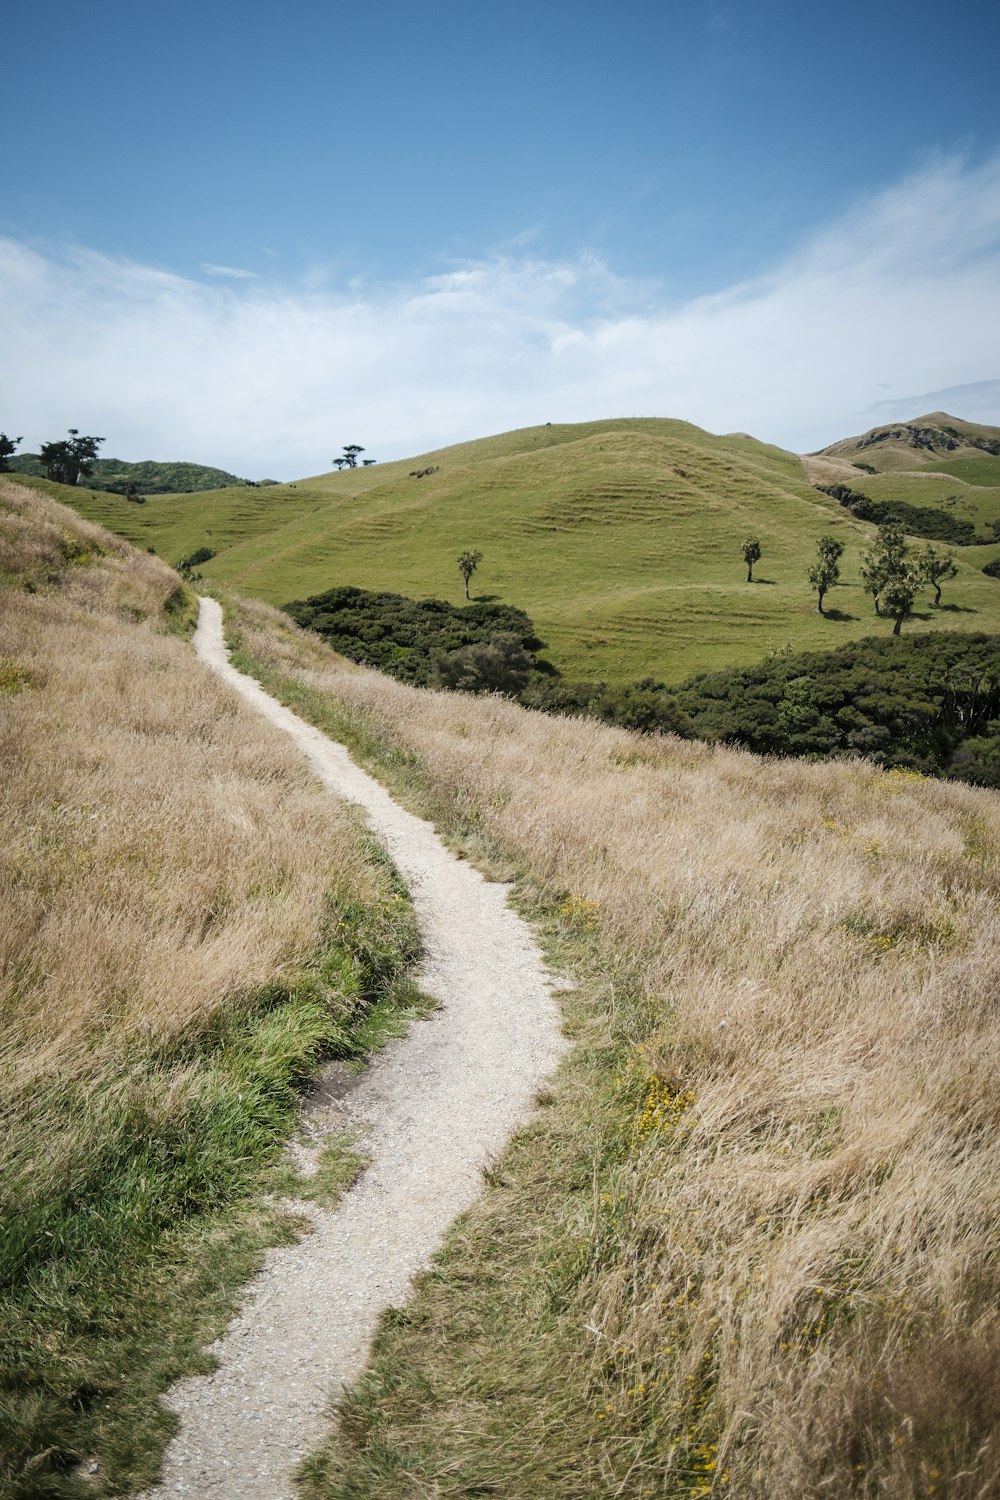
[1,862,422,1498]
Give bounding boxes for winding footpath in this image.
[142,598,567,1498]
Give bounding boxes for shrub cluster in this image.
[522,674,694,736]
[675,632,1000,785]
[284,585,549,688]
[816,484,991,545]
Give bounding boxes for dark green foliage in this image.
[816,484,987,545]
[522,676,694,736]
[675,633,1000,784]
[36,431,104,487]
[0,433,21,471]
[7,455,254,494]
[285,585,548,686]
[286,585,696,733]
[433,632,535,695]
[983,559,1000,580]
[176,546,217,577]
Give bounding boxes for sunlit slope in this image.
[40,416,1000,684]
[820,411,1000,482]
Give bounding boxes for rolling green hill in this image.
[6,454,270,493]
[23,416,1000,685]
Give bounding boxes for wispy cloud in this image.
[2,154,998,477]
[862,376,1000,423]
[200,262,259,279]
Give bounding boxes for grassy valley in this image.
[39,417,1000,687]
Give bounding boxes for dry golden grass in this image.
[231,593,1000,1498]
[1,480,384,1094]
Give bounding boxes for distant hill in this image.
[816,411,1000,483]
[6,454,276,494]
[20,416,1000,685]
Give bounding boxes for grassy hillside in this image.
[0,483,420,1496]
[227,594,1000,1500]
[28,417,1000,685]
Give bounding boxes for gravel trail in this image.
[141,597,567,1498]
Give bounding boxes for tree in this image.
[859,524,906,616]
[37,429,104,486]
[807,534,844,615]
[741,535,762,582]
[882,567,921,635]
[362,458,377,466]
[457,548,483,600]
[342,444,365,468]
[0,433,22,472]
[918,545,958,607]
[332,457,348,470]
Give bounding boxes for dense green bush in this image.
[675,633,1000,785]
[286,585,695,731]
[816,484,987,544]
[522,675,694,736]
[285,586,549,687]
[983,558,1000,580]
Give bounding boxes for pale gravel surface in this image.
[140,597,567,1498]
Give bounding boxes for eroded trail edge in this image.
[144,598,567,1498]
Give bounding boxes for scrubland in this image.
[229,594,1000,1499]
[0,482,418,1496]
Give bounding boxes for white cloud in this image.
[2,153,998,477]
[201,263,260,280]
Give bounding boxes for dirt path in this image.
[141,597,567,1498]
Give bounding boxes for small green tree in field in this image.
[807,535,844,615]
[882,567,921,635]
[741,535,762,582]
[457,549,483,600]
[0,433,21,471]
[860,524,906,616]
[918,545,958,607]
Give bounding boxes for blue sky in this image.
[2,0,999,474]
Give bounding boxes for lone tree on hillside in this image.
[741,535,762,582]
[457,548,483,600]
[38,429,103,486]
[918,544,958,607]
[807,534,845,615]
[332,445,367,470]
[0,433,22,471]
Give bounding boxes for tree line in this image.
[740,528,967,634]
